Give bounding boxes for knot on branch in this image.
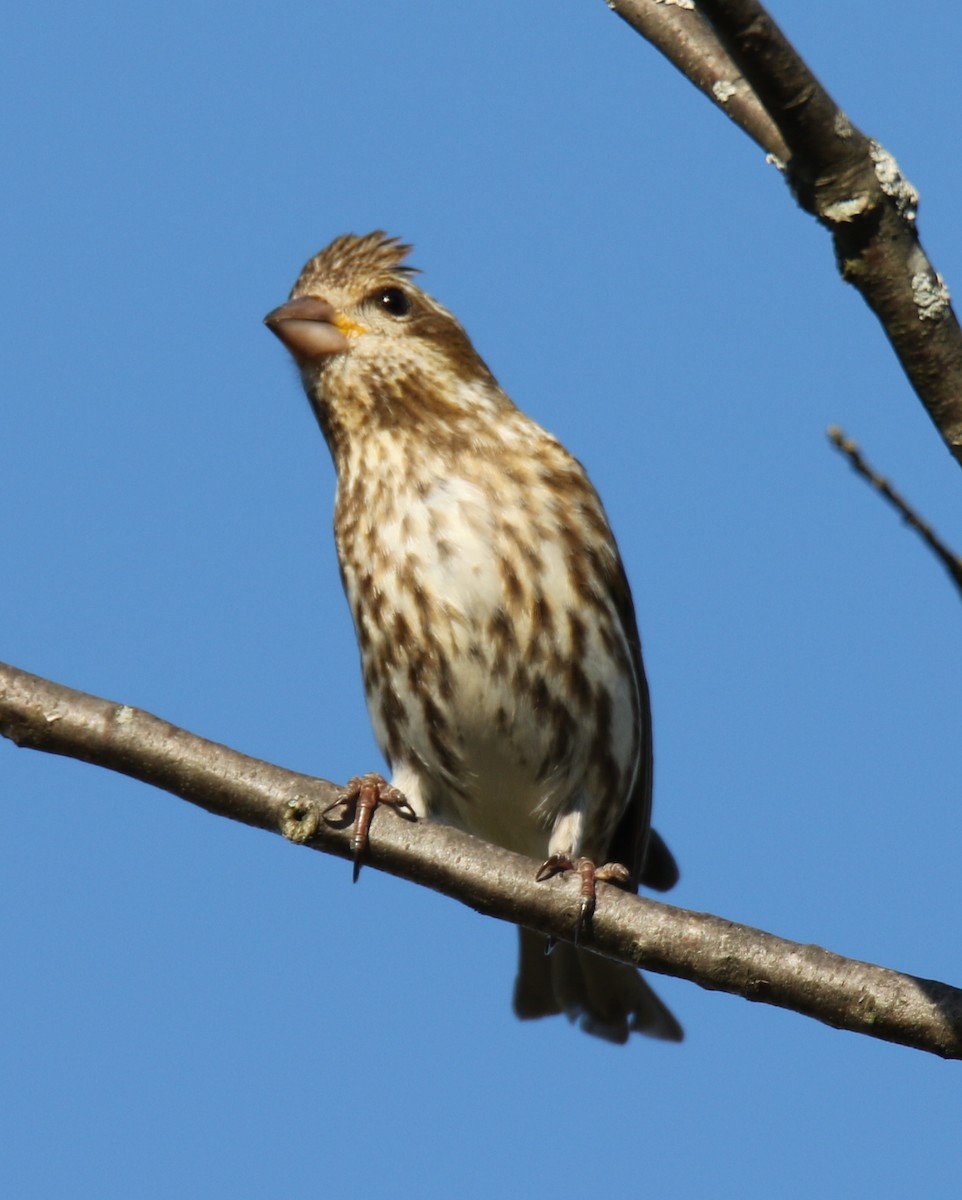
[281,796,323,844]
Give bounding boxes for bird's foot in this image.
[323,772,416,882]
[535,854,631,941]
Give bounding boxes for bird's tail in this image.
[513,928,682,1044]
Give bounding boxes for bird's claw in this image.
[535,854,630,942]
[322,772,416,882]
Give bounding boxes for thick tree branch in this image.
[606,0,962,465]
[608,0,789,159]
[2,660,959,1060]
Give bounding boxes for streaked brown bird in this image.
[265,232,681,1043]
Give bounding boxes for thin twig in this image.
[828,426,962,597]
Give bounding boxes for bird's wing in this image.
[604,550,674,892]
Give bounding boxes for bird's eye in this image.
[374,287,412,318]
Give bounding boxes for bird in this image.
[264,232,682,1043]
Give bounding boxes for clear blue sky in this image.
[3,3,960,1196]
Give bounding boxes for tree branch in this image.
[608,0,789,159]
[2,660,959,1060]
[827,426,962,599]
[606,0,962,465]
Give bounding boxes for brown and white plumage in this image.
[266,232,681,1043]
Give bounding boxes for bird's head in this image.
[265,232,509,454]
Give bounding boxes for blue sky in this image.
[3,3,960,1196]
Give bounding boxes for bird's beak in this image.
[263,296,358,361]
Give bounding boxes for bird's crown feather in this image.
[292,231,418,296]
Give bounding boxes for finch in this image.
[265,232,681,1043]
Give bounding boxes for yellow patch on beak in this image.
[333,312,367,336]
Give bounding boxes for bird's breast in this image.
[333,438,641,856]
